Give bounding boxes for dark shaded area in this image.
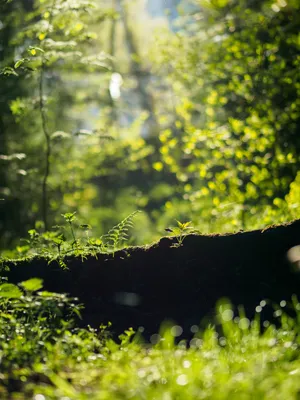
[4,220,300,339]
[0,0,35,247]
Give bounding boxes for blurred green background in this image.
[0,0,299,249]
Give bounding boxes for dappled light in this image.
[0,0,300,397]
[1,0,300,246]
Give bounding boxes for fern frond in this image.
[103,211,140,253]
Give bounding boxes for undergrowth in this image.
[0,212,198,270]
[0,279,300,399]
[0,211,141,268]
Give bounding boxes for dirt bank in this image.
[4,220,300,339]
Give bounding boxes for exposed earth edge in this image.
[3,219,300,339]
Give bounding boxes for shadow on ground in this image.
[4,220,300,340]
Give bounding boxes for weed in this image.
[166,220,196,248]
[62,212,78,250]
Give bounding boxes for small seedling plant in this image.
[165,220,196,248]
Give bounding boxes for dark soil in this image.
[4,220,300,340]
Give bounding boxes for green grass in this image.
[0,280,300,399]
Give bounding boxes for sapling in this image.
[165,220,195,248]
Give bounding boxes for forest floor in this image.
[3,219,300,338]
[1,220,300,398]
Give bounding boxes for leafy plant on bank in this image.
[102,210,141,255]
[0,210,141,266]
[165,220,196,248]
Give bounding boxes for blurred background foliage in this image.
[0,0,299,249]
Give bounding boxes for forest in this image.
[0,0,300,398]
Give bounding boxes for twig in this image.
[39,0,57,231]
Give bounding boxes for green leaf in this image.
[74,129,93,136]
[0,67,18,77]
[14,58,27,69]
[51,236,65,245]
[62,212,76,223]
[20,278,43,292]
[0,153,26,161]
[0,313,14,320]
[49,373,77,398]
[28,46,44,53]
[43,39,77,50]
[28,229,38,239]
[72,307,82,319]
[38,291,60,297]
[97,134,115,141]
[51,131,72,140]
[0,283,22,298]
[176,220,192,230]
[80,224,91,230]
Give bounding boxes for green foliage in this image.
[0,278,102,397]
[0,210,142,265]
[150,0,300,231]
[1,0,300,248]
[1,284,300,398]
[0,279,82,325]
[1,2,300,396]
[103,210,141,254]
[0,283,22,298]
[0,66,19,76]
[166,220,196,247]
[20,278,43,292]
[0,0,113,245]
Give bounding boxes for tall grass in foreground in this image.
[0,281,300,399]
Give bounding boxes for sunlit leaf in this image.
[51,131,72,140]
[14,58,27,69]
[20,278,43,292]
[74,129,93,136]
[0,283,22,298]
[0,67,18,76]
[0,153,26,161]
